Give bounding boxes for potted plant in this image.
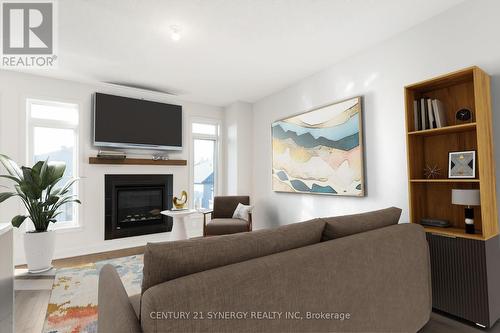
[0,154,80,273]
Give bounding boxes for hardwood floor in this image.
[14,246,145,333]
[15,245,144,269]
[14,290,51,333]
[51,245,144,268]
[422,312,500,333]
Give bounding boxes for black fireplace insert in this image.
[105,174,173,240]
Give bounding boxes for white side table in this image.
[161,209,198,240]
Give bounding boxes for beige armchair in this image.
[202,196,252,236]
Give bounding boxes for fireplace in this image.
[105,174,173,240]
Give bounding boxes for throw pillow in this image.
[232,203,253,221]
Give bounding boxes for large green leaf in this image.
[19,168,42,200]
[40,160,48,180]
[24,166,44,199]
[0,174,21,184]
[41,162,66,188]
[31,160,44,175]
[30,161,45,187]
[0,154,23,180]
[44,195,59,206]
[58,178,79,195]
[0,192,16,203]
[21,167,33,184]
[11,215,28,228]
[51,196,80,212]
[14,185,26,197]
[49,187,61,196]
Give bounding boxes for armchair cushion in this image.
[206,218,249,235]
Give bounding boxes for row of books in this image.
[413,98,447,131]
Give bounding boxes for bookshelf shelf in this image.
[423,226,487,241]
[407,122,476,136]
[410,179,480,183]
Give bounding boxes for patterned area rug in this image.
[43,254,143,333]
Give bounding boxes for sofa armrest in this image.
[98,264,142,333]
[140,223,430,333]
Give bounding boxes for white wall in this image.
[4,0,500,264]
[251,0,500,229]
[0,71,224,264]
[224,101,253,195]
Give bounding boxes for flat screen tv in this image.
[93,93,182,150]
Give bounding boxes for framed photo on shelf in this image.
[448,150,476,178]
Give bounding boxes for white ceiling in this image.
[20,0,464,106]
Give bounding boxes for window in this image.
[27,99,79,229]
[192,121,219,209]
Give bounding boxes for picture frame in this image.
[271,96,365,196]
[448,150,476,178]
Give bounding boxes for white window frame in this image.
[26,98,80,230]
[190,118,221,209]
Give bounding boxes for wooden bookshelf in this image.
[404,66,498,240]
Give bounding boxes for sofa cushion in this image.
[206,218,249,235]
[321,207,402,241]
[142,218,325,293]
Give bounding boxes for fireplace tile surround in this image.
[104,174,173,240]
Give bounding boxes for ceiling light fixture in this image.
[170,25,181,42]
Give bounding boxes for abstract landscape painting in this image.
[272,96,364,196]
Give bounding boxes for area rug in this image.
[43,254,143,333]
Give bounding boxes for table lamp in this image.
[452,189,480,234]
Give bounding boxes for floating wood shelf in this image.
[410,179,480,183]
[407,122,476,136]
[88,157,187,166]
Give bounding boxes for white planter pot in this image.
[24,231,55,273]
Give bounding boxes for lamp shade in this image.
[451,189,480,206]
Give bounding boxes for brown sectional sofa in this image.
[98,207,431,333]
